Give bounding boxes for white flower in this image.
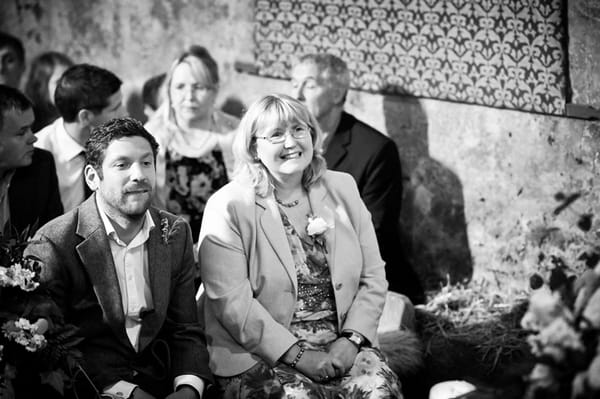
[0,263,39,291]
[14,318,33,330]
[306,216,330,236]
[0,266,10,286]
[2,318,47,353]
[28,334,47,352]
[521,286,571,331]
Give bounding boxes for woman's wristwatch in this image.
[341,331,366,349]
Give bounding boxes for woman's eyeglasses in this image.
[255,125,310,144]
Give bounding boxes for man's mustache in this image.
[123,183,152,193]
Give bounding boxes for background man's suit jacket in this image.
[8,148,63,234]
[325,112,424,303]
[25,196,211,396]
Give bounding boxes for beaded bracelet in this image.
[290,345,305,369]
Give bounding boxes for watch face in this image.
[345,332,363,347]
[352,335,363,345]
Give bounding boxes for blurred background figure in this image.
[145,45,239,241]
[0,84,62,236]
[0,31,25,89]
[290,53,425,304]
[25,51,74,132]
[36,63,125,212]
[142,72,166,121]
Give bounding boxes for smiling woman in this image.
[198,94,404,398]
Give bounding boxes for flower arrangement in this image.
[520,265,600,398]
[0,228,82,397]
[519,192,600,398]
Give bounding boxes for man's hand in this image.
[130,387,156,399]
[165,385,200,399]
[327,338,359,376]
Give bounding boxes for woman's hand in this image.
[295,349,338,383]
[327,338,359,376]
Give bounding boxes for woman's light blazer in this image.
[198,170,388,377]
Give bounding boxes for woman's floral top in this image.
[278,207,338,348]
[165,150,228,239]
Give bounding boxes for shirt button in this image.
[335,283,343,290]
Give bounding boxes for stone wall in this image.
[2,0,599,291]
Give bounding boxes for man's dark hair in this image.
[55,63,122,123]
[0,31,25,64]
[142,73,166,111]
[85,117,159,177]
[0,84,33,130]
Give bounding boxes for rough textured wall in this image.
[2,0,599,291]
[0,0,256,114]
[569,0,600,109]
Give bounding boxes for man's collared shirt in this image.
[35,118,86,212]
[97,197,154,351]
[0,170,15,232]
[96,197,204,398]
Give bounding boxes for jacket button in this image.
[335,283,343,290]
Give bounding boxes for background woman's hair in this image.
[163,45,219,129]
[24,51,73,131]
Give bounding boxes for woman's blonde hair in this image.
[148,46,220,148]
[232,94,326,196]
[164,45,219,127]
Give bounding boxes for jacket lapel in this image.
[256,195,297,291]
[75,196,128,344]
[308,180,338,275]
[138,209,170,352]
[324,112,352,169]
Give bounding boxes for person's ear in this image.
[84,164,101,191]
[143,105,155,120]
[77,109,95,127]
[331,85,347,105]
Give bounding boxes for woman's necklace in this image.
[276,197,300,208]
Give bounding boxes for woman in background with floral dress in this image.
[145,45,238,240]
[198,94,402,398]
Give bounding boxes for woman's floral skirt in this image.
[215,347,403,399]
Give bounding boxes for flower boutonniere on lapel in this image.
[306,214,332,253]
[160,215,184,245]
